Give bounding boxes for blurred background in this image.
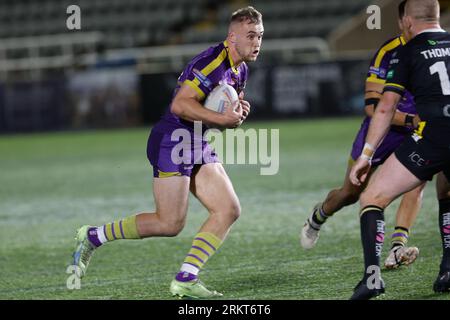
[1,0,450,132]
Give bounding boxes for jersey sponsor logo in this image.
[192,68,213,89]
[386,70,394,79]
[427,39,450,46]
[369,66,379,74]
[389,59,399,65]
[369,66,386,77]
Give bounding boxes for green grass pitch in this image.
[0,117,447,300]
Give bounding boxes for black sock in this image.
[311,204,328,226]
[360,205,385,281]
[439,199,450,272]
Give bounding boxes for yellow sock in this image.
[103,215,140,241]
[177,232,223,280]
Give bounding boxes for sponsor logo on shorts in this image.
[412,133,422,142]
[408,151,429,167]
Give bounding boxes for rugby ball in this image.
[204,83,239,113]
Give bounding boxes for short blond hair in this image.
[230,6,262,25]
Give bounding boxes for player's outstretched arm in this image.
[171,84,242,128]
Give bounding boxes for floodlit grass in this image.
[0,118,447,300]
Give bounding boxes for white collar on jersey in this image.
[418,28,446,34]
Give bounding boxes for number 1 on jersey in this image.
[430,61,450,95]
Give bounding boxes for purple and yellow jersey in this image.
[147,40,248,177]
[153,40,248,135]
[366,35,415,116]
[351,35,417,165]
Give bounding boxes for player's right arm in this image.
[171,84,243,128]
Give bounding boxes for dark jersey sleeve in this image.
[383,45,410,96]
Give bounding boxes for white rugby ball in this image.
[204,84,239,113]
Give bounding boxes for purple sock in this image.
[87,227,103,248]
[175,271,197,282]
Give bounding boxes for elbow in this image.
[375,100,393,115]
[378,104,392,115]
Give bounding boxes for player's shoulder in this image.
[406,30,450,49]
[189,41,228,68]
[375,35,405,55]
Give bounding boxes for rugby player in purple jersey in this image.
[301,1,426,270]
[72,6,263,299]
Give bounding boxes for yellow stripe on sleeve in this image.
[182,48,228,99]
[368,37,402,82]
[183,79,206,99]
[384,83,405,90]
[374,38,401,68]
[366,77,386,85]
[201,48,227,76]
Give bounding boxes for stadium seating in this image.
[0,0,372,49]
